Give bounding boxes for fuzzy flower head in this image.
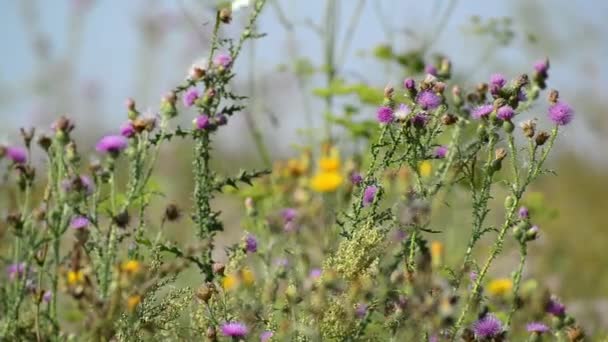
[120,121,136,138]
[490,73,506,88]
[425,64,437,76]
[473,315,503,339]
[393,103,411,121]
[96,135,128,155]
[404,78,415,90]
[62,175,95,195]
[194,115,211,130]
[221,322,248,338]
[534,58,549,75]
[518,206,529,219]
[411,113,429,128]
[362,185,378,207]
[416,90,442,110]
[434,146,448,159]
[260,331,274,342]
[70,216,89,230]
[471,104,494,119]
[350,171,363,185]
[183,88,199,107]
[548,101,573,126]
[7,262,26,281]
[4,146,27,164]
[527,322,550,334]
[213,53,232,69]
[281,208,297,223]
[546,296,566,316]
[309,268,322,279]
[497,105,515,121]
[376,106,394,124]
[245,234,258,253]
[42,290,53,303]
[355,303,368,318]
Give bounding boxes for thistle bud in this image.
[212,262,225,276]
[219,7,232,24]
[196,283,215,302]
[20,127,35,148]
[504,196,515,210]
[164,203,181,222]
[439,57,451,78]
[441,113,458,126]
[451,85,462,106]
[535,131,550,146]
[126,98,138,120]
[525,225,539,241]
[113,210,130,228]
[37,134,52,151]
[383,85,394,99]
[503,120,515,133]
[160,92,178,119]
[548,89,559,104]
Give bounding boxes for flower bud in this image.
[196,282,215,302]
[219,7,232,24]
[504,196,515,210]
[503,120,514,133]
[212,262,225,276]
[525,225,539,241]
[37,134,52,151]
[384,85,394,99]
[535,131,550,146]
[441,113,458,125]
[452,85,462,106]
[548,89,559,104]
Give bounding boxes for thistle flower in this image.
[425,64,438,76]
[434,146,448,159]
[548,101,573,126]
[534,59,549,75]
[546,296,566,316]
[518,206,529,219]
[355,303,368,318]
[245,234,258,253]
[70,216,89,230]
[393,103,411,121]
[213,53,233,68]
[42,290,52,303]
[195,115,211,130]
[95,135,128,154]
[404,78,415,90]
[350,172,363,185]
[376,106,394,124]
[527,322,550,334]
[411,113,429,128]
[120,121,136,138]
[490,73,506,88]
[309,268,322,279]
[416,90,442,110]
[260,331,273,342]
[220,322,248,338]
[7,262,26,281]
[497,105,514,121]
[282,208,297,222]
[362,185,378,207]
[4,146,27,164]
[472,314,503,339]
[471,104,493,119]
[183,88,199,107]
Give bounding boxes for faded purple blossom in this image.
[411,113,429,128]
[473,315,503,339]
[282,208,297,222]
[355,303,368,318]
[548,101,573,126]
[213,53,232,68]
[362,185,378,207]
[376,106,394,124]
[350,172,363,185]
[120,121,136,138]
[260,331,273,342]
[434,146,448,159]
[518,206,529,219]
[497,105,514,121]
[95,135,128,154]
[416,90,442,110]
[195,115,211,130]
[70,216,89,230]
[7,262,26,281]
[220,322,248,337]
[404,78,415,90]
[425,64,437,76]
[309,268,322,279]
[5,146,27,164]
[215,114,228,126]
[490,73,506,88]
[42,290,53,303]
[534,59,549,75]
[471,104,494,119]
[546,297,566,316]
[469,271,478,282]
[245,234,258,253]
[393,103,411,121]
[183,88,199,107]
[518,89,528,102]
[527,322,550,334]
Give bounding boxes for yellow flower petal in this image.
[222,274,237,291]
[487,278,513,296]
[310,172,343,192]
[319,156,340,173]
[127,294,142,311]
[419,161,432,178]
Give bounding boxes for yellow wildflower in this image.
[127,294,142,312]
[310,172,343,192]
[241,268,255,286]
[319,156,340,173]
[419,161,432,177]
[67,270,85,286]
[222,274,238,291]
[121,260,141,274]
[487,278,513,296]
[430,241,444,267]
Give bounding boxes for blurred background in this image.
[1,0,607,333]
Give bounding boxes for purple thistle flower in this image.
[5,146,27,164]
[220,322,248,338]
[362,185,378,207]
[260,331,274,342]
[518,89,528,102]
[120,121,136,138]
[471,104,494,119]
[245,234,258,253]
[527,322,550,334]
[309,268,322,279]
[546,297,566,316]
[350,172,363,185]
[281,208,297,223]
[416,90,442,110]
[473,315,503,339]
[548,101,573,126]
[183,89,199,107]
[394,103,411,121]
[376,106,394,124]
[411,113,429,128]
[434,146,448,159]
[497,105,515,121]
[404,78,416,90]
[355,303,368,318]
[469,271,478,282]
[213,53,232,68]
[7,262,26,281]
[195,115,211,130]
[518,206,529,219]
[490,73,506,88]
[95,135,128,154]
[70,216,89,230]
[425,64,437,76]
[42,290,53,303]
[215,114,228,126]
[534,59,549,75]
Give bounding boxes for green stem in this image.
[506,244,527,328]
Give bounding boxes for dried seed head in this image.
[196,282,215,302]
[535,131,550,146]
[383,85,394,99]
[212,262,226,275]
[433,82,446,93]
[219,7,232,24]
[495,148,507,161]
[548,89,559,104]
[441,114,458,126]
[206,327,217,340]
[566,325,585,342]
[20,127,35,148]
[113,210,130,228]
[164,203,181,222]
[520,119,536,138]
[37,134,52,151]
